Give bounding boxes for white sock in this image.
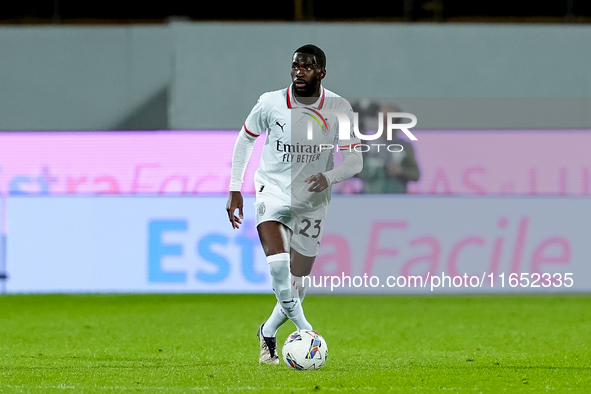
[266,253,312,331]
[263,274,307,337]
[262,302,287,337]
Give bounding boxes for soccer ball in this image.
[282,329,328,370]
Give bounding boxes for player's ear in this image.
[319,68,326,80]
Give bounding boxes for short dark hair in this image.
[294,44,326,69]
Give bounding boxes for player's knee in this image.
[269,261,289,279]
[263,245,287,257]
[258,221,291,257]
[290,254,315,277]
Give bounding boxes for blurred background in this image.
[2,0,591,23]
[1,1,590,294]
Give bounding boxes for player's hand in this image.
[226,191,244,229]
[305,173,329,193]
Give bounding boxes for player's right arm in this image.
[226,95,268,229]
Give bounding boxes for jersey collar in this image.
[286,84,325,110]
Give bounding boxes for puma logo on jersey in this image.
[275,121,286,132]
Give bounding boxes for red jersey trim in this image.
[286,86,293,109]
[318,87,325,109]
[243,124,259,137]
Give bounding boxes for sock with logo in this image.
[266,253,312,332]
[262,274,308,337]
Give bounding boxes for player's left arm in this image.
[306,101,363,192]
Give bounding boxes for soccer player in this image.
[226,44,363,364]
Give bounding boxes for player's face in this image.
[291,52,325,97]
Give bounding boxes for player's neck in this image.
[293,86,322,105]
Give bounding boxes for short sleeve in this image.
[337,101,361,149]
[242,95,269,137]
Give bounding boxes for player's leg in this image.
[261,249,315,338]
[290,248,315,301]
[261,211,325,338]
[256,220,313,364]
[257,220,290,255]
[255,220,289,364]
[289,208,326,302]
[257,221,312,330]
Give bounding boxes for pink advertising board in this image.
[407,130,591,195]
[0,131,264,195]
[0,130,590,196]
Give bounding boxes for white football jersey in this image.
[241,84,360,211]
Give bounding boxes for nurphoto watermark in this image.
[306,110,418,153]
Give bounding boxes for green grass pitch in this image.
[0,294,590,393]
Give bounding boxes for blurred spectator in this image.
[354,103,420,193]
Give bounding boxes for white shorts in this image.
[254,190,327,257]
